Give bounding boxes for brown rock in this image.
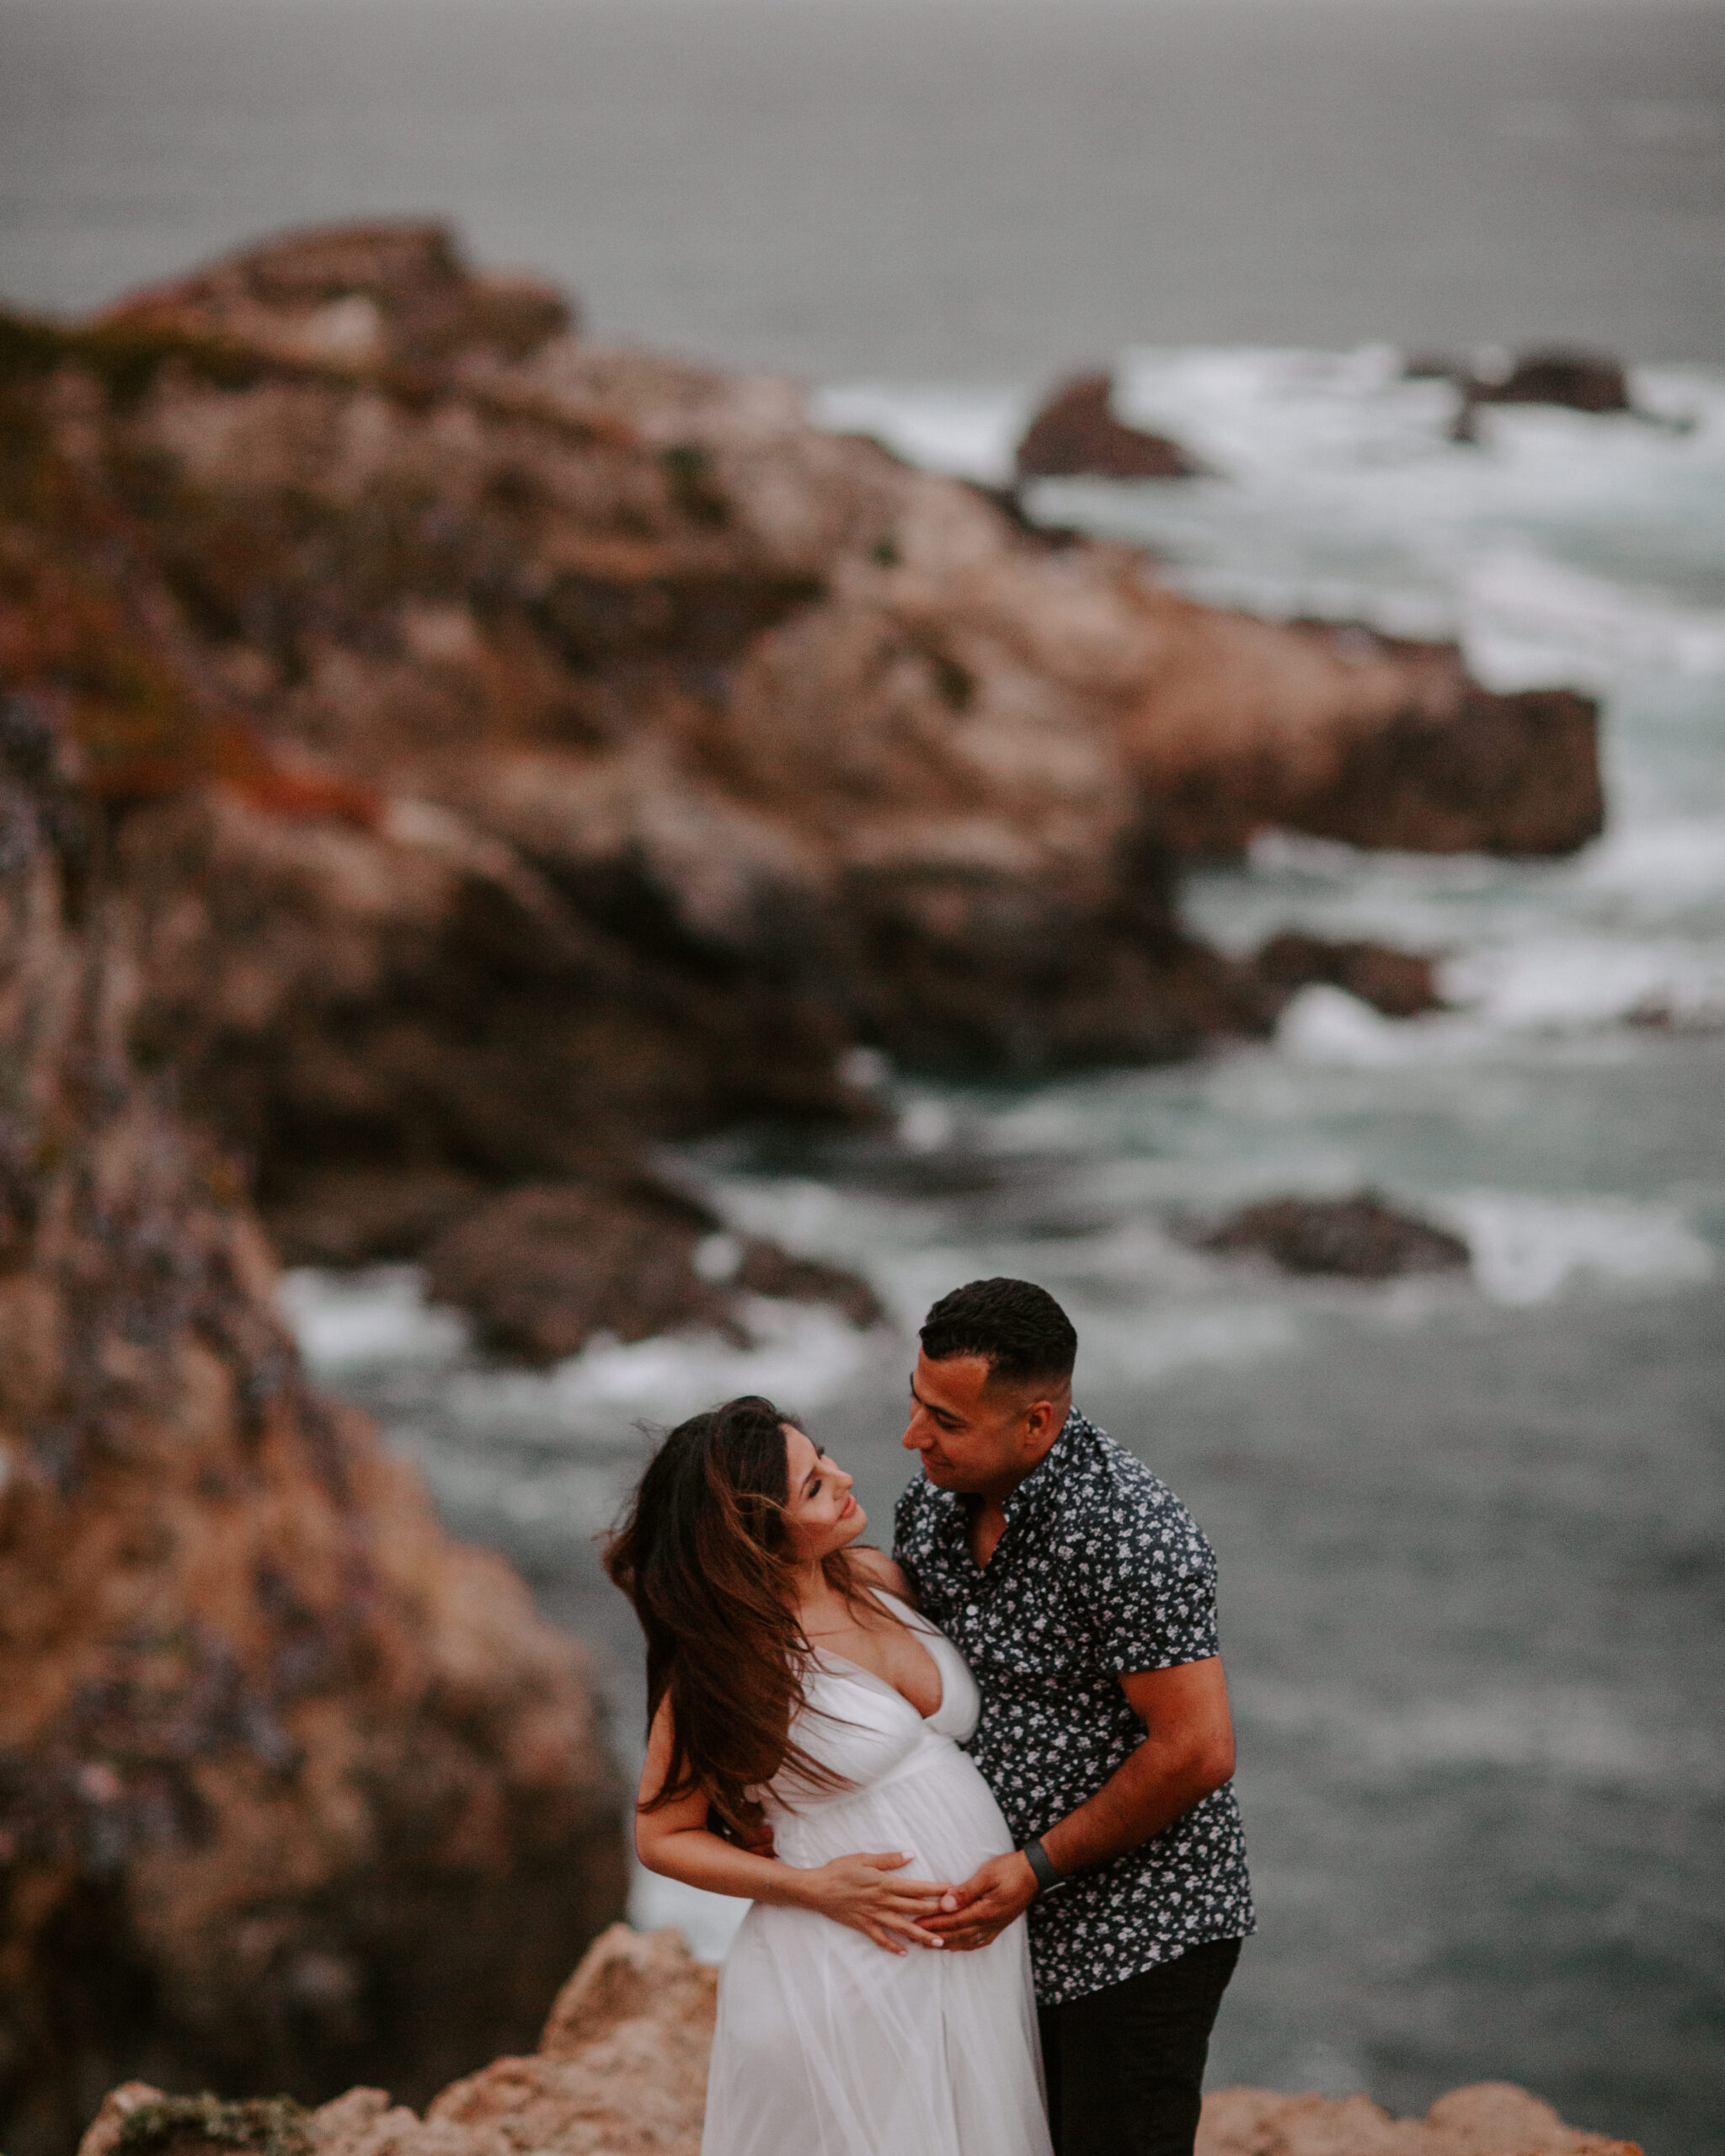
[1198,2080,1640,2156]
[1252,932,1445,1021]
[422,1181,729,1361]
[78,1931,1642,2156]
[0,737,628,2154]
[731,1238,888,1331]
[1197,1193,1470,1279]
[0,222,1602,1263]
[1121,617,1603,857]
[420,1183,884,1366]
[1470,350,1631,416]
[101,220,574,371]
[1016,371,1209,479]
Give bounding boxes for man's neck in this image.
[964,1399,1071,1561]
[972,1397,1071,1506]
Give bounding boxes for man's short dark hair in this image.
[919,1278,1077,1392]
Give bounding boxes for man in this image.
[893,1276,1253,2156]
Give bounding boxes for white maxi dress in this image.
[702,1590,1053,2156]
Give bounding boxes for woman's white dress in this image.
[702,1591,1053,2156]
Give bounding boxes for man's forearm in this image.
[1037,1729,1231,1880]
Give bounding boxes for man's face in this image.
[901,1350,1064,1497]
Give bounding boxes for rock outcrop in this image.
[1251,932,1444,1022]
[76,1927,1644,2156]
[0,713,628,2153]
[0,219,1602,1330]
[1196,1193,1471,1280]
[1408,347,1642,446]
[1015,370,1209,479]
[420,1180,884,1366]
[1119,619,1602,857]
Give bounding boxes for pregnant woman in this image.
[605,1393,1052,2156]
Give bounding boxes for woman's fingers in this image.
[885,1920,943,1949]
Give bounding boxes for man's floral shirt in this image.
[895,1407,1254,2005]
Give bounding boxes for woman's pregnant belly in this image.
[769,1733,1014,1883]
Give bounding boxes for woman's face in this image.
[782,1423,867,1561]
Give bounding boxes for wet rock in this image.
[0,750,628,2154]
[79,1929,1642,2156]
[1016,371,1209,479]
[1413,348,1637,445]
[420,1182,884,1365]
[1251,931,1445,1020]
[730,1239,887,1331]
[1197,1193,1470,1279]
[1468,349,1632,415]
[1125,617,1603,857]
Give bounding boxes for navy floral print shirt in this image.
[894,1407,1254,2005]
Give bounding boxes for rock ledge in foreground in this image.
[77,1927,1642,2156]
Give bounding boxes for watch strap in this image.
[1023,1837,1063,1895]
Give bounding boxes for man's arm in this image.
[921,1657,1236,1949]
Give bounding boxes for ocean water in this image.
[8,1,1723,2148]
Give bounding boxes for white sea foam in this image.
[1439,1193,1715,1307]
[1276,985,1487,1067]
[1461,546,1725,693]
[1576,818,1725,926]
[1444,937,1725,1032]
[805,382,1029,486]
[537,1295,889,1424]
[278,1265,469,1372]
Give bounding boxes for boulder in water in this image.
[1469,348,1632,415]
[419,1181,884,1365]
[1016,371,1209,479]
[1251,931,1445,1020]
[1197,1193,1470,1279]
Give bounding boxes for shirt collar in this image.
[1000,1404,1083,1524]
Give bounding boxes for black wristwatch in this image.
[1022,1837,1064,1896]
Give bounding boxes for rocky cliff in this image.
[77,1927,1645,2156]
[1,221,1602,1305]
[0,709,627,2153]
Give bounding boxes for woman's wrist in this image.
[775,1858,824,1911]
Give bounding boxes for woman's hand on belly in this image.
[802,1851,960,1955]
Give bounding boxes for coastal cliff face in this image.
[1,223,1600,1217]
[0,717,628,2154]
[77,1927,1645,2156]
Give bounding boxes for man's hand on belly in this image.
[920,1849,1039,1950]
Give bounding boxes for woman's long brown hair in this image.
[603,1395,862,1834]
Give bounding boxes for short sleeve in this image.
[1068,1490,1220,1675]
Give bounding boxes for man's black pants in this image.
[1036,1937,1242,2156]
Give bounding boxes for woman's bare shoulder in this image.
[846,1545,916,1603]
